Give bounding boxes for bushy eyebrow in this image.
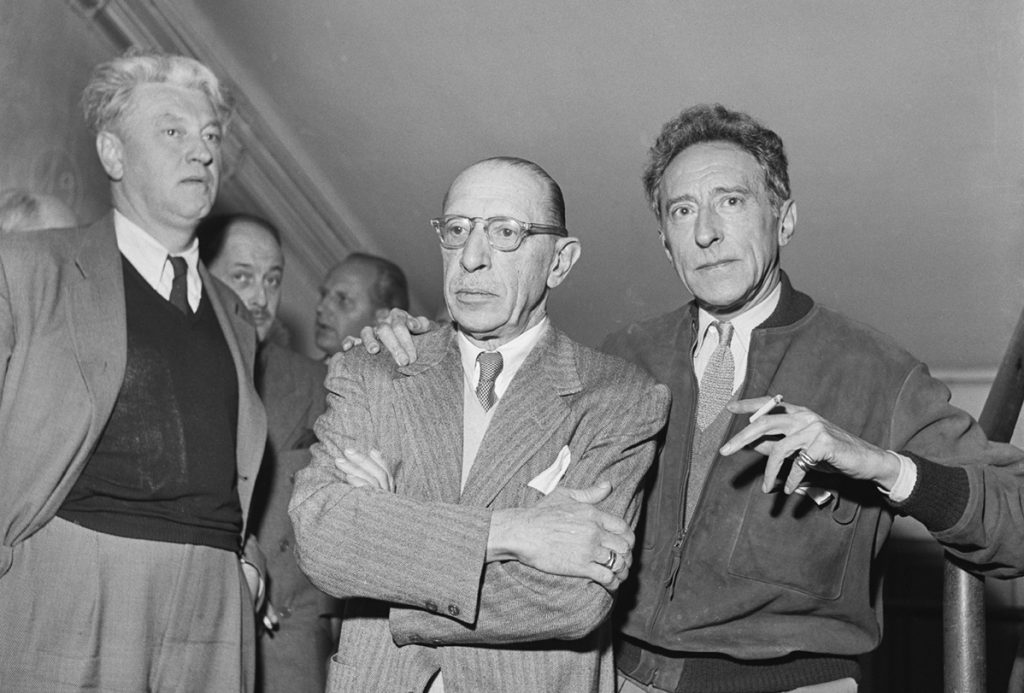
[664,184,754,209]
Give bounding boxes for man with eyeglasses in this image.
[352,107,1024,693]
[289,156,670,693]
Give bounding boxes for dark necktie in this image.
[168,255,191,315]
[695,321,735,430]
[476,351,504,411]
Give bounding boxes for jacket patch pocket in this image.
[727,485,860,600]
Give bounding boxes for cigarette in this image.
[749,394,783,422]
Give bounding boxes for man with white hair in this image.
[0,51,267,692]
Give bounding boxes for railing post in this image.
[945,302,1024,693]
[944,558,986,692]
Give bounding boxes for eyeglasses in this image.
[430,215,568,252]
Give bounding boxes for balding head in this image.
[199,214,284,342]
[438,157,580,348]
[315,253,409,355]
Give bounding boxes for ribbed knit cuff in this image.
[891,452,970,532]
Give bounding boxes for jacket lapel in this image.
[66,214,127,441]
[392,327,464,502]
[461,327,581,508]
[201,265,267,527]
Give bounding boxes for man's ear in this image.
[658,228,674,264]
[776,199,797,247]
[546,237,582,289]
[96,131,125,181]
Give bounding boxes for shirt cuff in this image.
[240,557,266,608]
[877,451,917,502]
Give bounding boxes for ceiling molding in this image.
[63,0,380,282]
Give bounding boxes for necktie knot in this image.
[168,255,191,315]
[476,351,504,411]
[714,321,734,347]
[169,255,188,279]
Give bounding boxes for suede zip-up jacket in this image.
[603,275,1024,674]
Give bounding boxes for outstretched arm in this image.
[721,366,1024,576]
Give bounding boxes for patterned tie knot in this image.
[714,321,734,347]
[476,351,504,411]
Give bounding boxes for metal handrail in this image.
[945,305,1024,693]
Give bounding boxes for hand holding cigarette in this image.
[748,394,783,422]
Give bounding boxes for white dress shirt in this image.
[693,281,781,394]
[113,210,202,312]
[425,318,550,692]
[457,318,549,401]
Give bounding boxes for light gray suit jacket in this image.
[0,213,267,579]
[290,324,670,693]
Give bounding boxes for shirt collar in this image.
[457,318,549,399]
[695,279,783,356]
[114,210,202,308]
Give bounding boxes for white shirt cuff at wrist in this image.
[877,451,917,503]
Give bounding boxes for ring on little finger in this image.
[601,549,616,569]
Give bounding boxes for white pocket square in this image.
[528,445,572,495]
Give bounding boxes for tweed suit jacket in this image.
[290,323,670,693]
[0,212,267,579]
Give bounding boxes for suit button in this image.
[447,604,460,617]
[279,539,291,552]
[425,600,438,613]
[278,606,292,619]
[289,473,296,484]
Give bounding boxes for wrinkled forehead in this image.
[444,163,549,223]
[662,142,768,200]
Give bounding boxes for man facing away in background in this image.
[290,156,670,692]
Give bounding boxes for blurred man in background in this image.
[315,252,409,356]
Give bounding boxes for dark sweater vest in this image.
[58,257,242,552]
